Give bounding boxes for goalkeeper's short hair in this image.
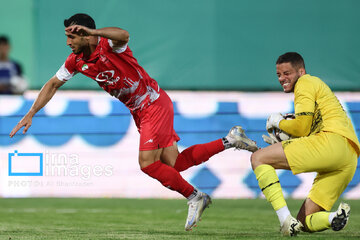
[276,52,305,70]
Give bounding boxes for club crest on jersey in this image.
[82,64,89,71]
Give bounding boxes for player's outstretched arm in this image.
[65,25,129,48]
[9,76,64,137]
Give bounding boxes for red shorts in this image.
[132,89,180,151]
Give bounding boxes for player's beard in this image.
[288,74,301,93]
[72,46,83,55]
[71,41,86,54]
[74,41,91,56]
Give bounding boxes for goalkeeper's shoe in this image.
[280,215,303,237]
[226,126,258,152]
[185,193,212,231]
[331,202,350,231]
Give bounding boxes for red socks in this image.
[141,160,194,198]
[174,139,225,172]
[141,139,225,198]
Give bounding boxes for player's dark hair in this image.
[0,35,9,44]
[276,52,305,70]
[64,13,96,29]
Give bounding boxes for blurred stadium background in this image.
[1,0,360,221]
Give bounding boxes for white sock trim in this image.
[276,206,291,226]
[328,212,336,224]
[187,189,201,202]
[222,137,233,149]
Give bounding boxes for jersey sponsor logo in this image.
[96,70,115,82]
[95,70,122,86]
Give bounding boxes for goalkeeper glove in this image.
[262,132,279,145]
[266,113,283,133]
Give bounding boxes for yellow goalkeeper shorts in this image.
[282,131,357,211]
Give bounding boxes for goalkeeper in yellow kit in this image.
[251,52,360,236]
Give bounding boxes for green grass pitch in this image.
[0,198,359,239]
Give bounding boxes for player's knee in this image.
[250,151,264,170]
[301,214,317,233]
[296,213,309,232]
[302,222,312,233]
[138,155,155,169]
[138,149,162,169]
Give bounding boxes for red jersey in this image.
[56,37,160,112]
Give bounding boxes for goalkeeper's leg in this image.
[251,143,302,236]
[297,198,350,232]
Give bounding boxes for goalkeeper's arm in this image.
[279,114,312,137]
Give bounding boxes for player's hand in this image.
[65,25,95,36]
[262,133,279,145]
[266,113,283,133]
[9,114,33,138]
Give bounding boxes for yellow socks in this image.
[305,212,331,232]
[255,164,333,232]
[254,164,287,211]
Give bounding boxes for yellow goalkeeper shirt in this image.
[280,74,360,156]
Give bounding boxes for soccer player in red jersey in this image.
[9,13,258,230]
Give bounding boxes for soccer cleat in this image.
[185,193,212,231]
[226,126,258,152]
[331,202,350,231]
[280,215,303,237]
